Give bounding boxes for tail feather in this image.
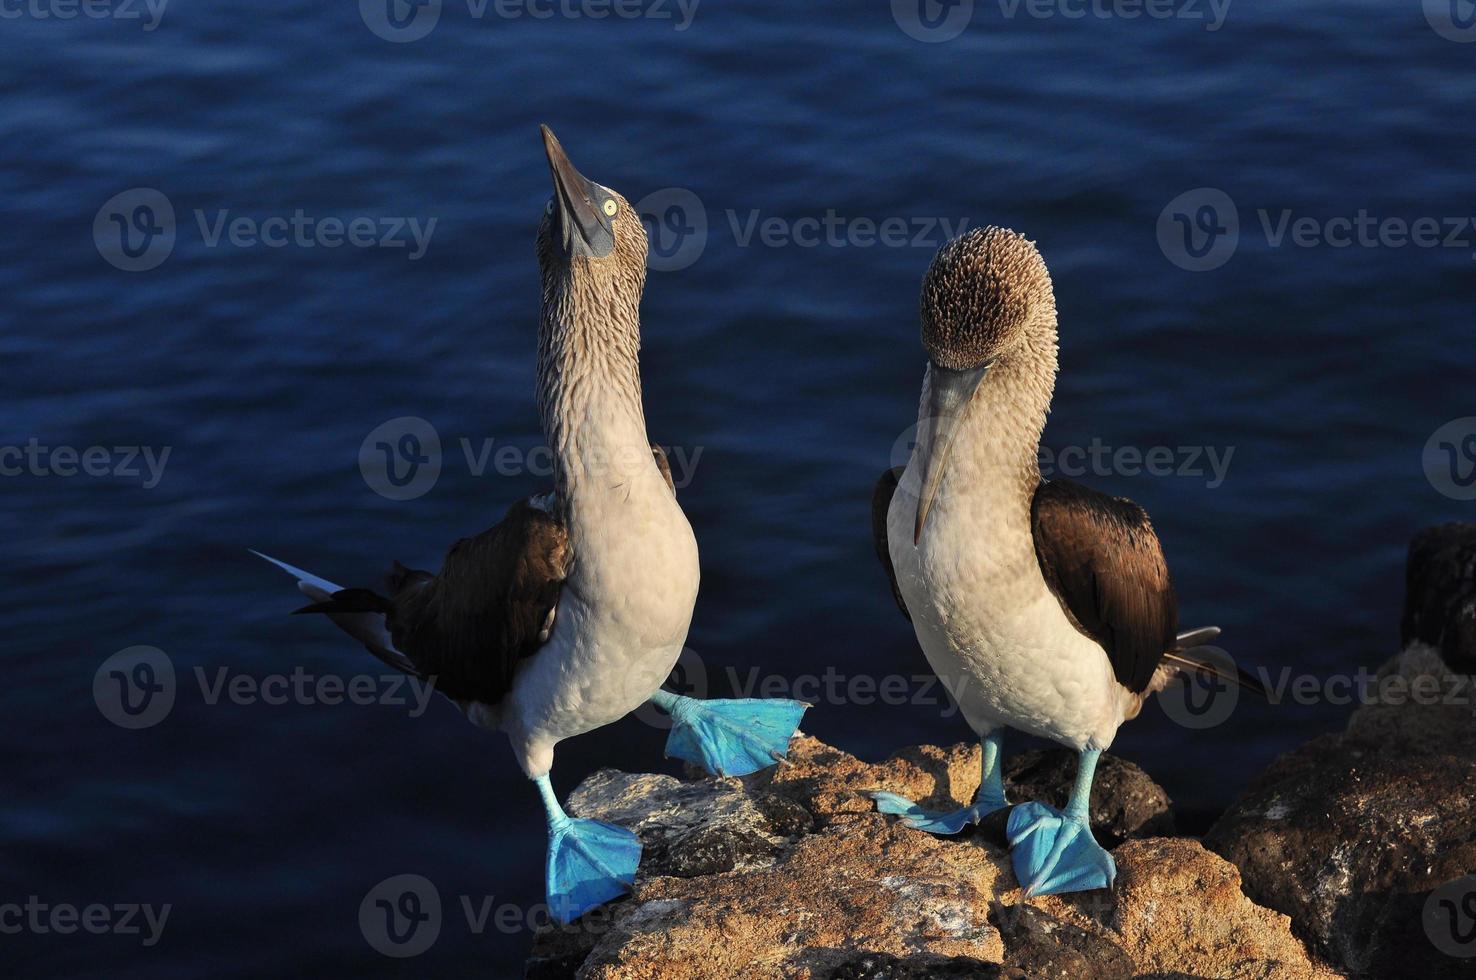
[251,550,422,679]
[1163,626,1267,699]
[293,588,391,616]
[1174,626,1221,648]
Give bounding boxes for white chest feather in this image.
[888,366,1130,751]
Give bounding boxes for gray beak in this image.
[912,360,994,545]
[541,124,615,260]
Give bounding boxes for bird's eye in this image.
[602,199,618,217]
[545,199,554,216]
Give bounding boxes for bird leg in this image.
[648,689,809,778]
[868,730,1010,834]
[535,773,641,924]
[1005,748,1116,897]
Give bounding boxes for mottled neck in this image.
[930,317,1058,511]
[536,270,651,502]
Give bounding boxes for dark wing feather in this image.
[1031,479,1177,694]
[872,466,911,621]
[383,496,569,705]
[651,443,676,496]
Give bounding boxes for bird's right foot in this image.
[866,791,1004,835]
[545,816,641,925]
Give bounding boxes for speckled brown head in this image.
[909,226,1056,544]
[920,226,1054,371]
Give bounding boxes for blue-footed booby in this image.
[869,227,1264,897]
[255,126,807,923]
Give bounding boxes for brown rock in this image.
[531,737,1334,979]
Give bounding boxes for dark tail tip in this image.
[291,587,390,616]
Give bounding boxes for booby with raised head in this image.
[869,226,1263,897]
[255,126,807,923]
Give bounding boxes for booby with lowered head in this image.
[255,126,807,923]
[869,227,1264,897]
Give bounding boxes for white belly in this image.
[887,470,1128,751]
[495,487,700,777]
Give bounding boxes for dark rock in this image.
[1402,522,1476,674]
[525,911,619,980]
[1207,643,1476,978]
[827,952,1021,979]
[990,902,1134,979]
[1003,748,1175,848]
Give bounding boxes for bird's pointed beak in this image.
[912,360,994,545]
[541,124,615,260]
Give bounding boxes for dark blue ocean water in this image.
[4,1,1474,975]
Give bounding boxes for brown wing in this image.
[872,466,911,621]
[1031,479,1178,694]
[651,443,675,496]
[384,495,569,705]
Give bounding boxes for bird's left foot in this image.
[866,792,1003,834]
[1006,801,1116,897]
[655,693,809,777]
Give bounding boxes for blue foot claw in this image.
[546,817,641,924]
[658,694,809,777]
[1006,801,1115,897]
[867,791,1004,835]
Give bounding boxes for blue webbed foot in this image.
[656,692,809,777]
[1006,801,1116,897]
[546,817,641,924]
[866,791,1004,835]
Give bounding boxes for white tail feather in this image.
[250,549,413,672]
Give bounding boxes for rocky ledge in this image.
[527,524,1476,979]
[528,738,1336,979]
